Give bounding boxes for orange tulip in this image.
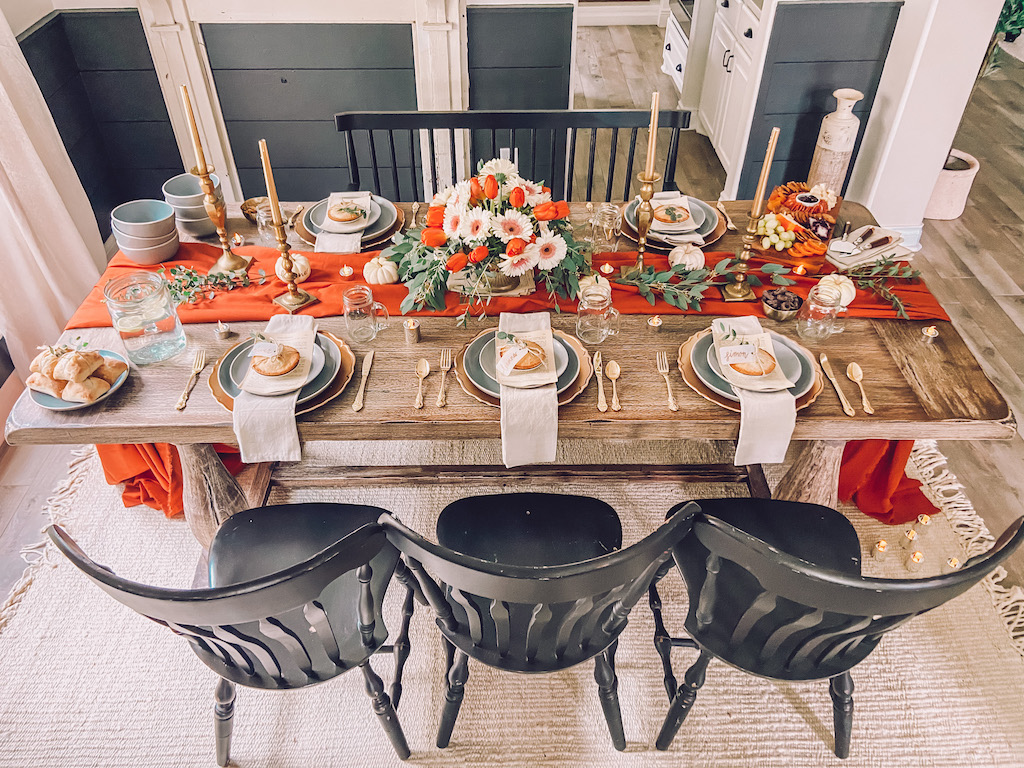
[421,228,447,248]
[426,206,445,228]
[509,187,525,208]
[469,177,484,202]
[484,174,499,200]
[533,202,557,221]
[541,186,551,195]
[469,245,490,263]
[446,252,469,272]
[506,238,527,257]
[554,201,570,219]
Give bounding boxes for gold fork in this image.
[436,348,453,407]
[656,351,679,412]
[175,349,207,411]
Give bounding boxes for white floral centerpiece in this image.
[381,159,588,324]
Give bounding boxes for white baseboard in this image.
[887,223,924,251]
[577,4,662,26]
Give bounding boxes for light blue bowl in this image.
[111,199,176,238]
[162,172,221,206]
[119,232,181,265]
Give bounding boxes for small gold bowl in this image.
[761,290,803,322]
[241,196,269,223]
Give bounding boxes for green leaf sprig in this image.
[158,265,267,305]
[616,260,794,310]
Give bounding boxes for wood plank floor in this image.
[0,30,1021,595]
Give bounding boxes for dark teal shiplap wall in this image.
[19,9,178,240]
[202,23,418,201]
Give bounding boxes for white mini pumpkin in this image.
[668,244,705,271]
[363,255,399,285]
[275,253,311,284]
[576,273,611,300]
[817,274,856,308]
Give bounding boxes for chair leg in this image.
[213,677,235,768]
[656,650,711,751]
[648,562,678,700]
[830,671,855,759]
[390,573,416,709]
[437,649,470,748]
[359,659,411,760]
[594,640,627,751]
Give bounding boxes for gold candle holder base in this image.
[621,170,661,279]
[269,213,318,314]
[191,164,252,276]
[719,208,760,302]
[273,289,319,314]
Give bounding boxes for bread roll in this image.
[52,350,103,383]
[27,372,67,399]
[61,377,110,404]
[31,348,66,378]
[94,358,129,385]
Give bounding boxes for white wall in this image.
[1,0,53,36]
[182,0,416,23]
[846,0,1002,243]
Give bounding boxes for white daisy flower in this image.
[461,208,492,242]
[500,244,540,277]
[534,232,568,270]
[492,209,533,243]
[443,204,467,239]
[479,158,518,178]
[432,185,454,206]
[449,179,473,208]
[526,188,551,207]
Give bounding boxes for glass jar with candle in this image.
[104,272,187,365]
[576,284,619,344]
[343,286,390,343]
[795,283,842,342]
[593,203,622,253]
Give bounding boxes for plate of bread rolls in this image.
[27,346,129,410]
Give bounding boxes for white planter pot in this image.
[924,149,980,220]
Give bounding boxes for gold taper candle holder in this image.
[197,165,252,276]
[271,220,318,313]
[622,171,660,278]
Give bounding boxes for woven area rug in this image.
[0,440,1022,768]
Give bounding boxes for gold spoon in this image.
[287,205,304,228]
[846,362,874,415]
[414,358,430,409]
[605,360,622,412]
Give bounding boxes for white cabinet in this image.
[698,17,730,142]
[661,14,688,92]
[698,13,751,171]
[716,44,750,171]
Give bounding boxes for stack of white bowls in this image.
[110,200,180,265]
[162,172,222,237]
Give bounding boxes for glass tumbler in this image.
[344,285,390,343]
[593,203,622,253]
[255,201,278,247]
[576,284,620,345]
[795,284,843,342]
[103,272,187,365]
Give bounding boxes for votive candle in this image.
[942,556,963,574]
[258,139,283,227]
[644,91,660,177]
[647,315,663,332]
[340,265,355,277]
[404,319,421,344]
[913,513,932,539]
[905,550,924,572]
[922,325,939,341]
[599,263,615,276]
[793,264,807,276]
[900,528,919,550]
[871,539,889,561]
[180,85,207,176]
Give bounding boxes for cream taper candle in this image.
[644,91,660,177]
[258,139,284,227]
[750,126,781,218]
[180,85,207,175]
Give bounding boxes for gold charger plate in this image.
[676,328,823,413]
[295,207,406,252]
[454,328,594,408]
[208,331,356,415]
[619,203,728,252]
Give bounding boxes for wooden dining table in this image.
[4,202,1015,548]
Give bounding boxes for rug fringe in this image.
[908,440,1024,658]
[0,445,95,635]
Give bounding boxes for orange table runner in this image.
[73,244,949,525]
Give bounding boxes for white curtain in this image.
[0,13,104,375]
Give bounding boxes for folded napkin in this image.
[232,315,317,463]
[650,191,699,233]
[711,317,796,465]
[316,191,372,253]
[825,225,907,270]
[498,312,558,468]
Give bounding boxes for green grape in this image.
[761,237,772,248]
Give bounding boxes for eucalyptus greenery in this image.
[839,258,922,320]
[615,259,795,311]
[158,265,267,304]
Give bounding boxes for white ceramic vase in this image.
[923,149,980,220]
[807,88,864,194]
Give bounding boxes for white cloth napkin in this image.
[498,312,558,468]
[316,191,372,253]
[650,191,699,233]
[232,315,317,463]
[712,317,796,466]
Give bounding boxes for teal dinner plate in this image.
[479,337,570,380]
[229,342,326,391]
[303,195,396,240]
[30,350,129,411]
[690,332,814,402]
[465,330,579,398]
[625,197,718,239]
[219,333,339,405]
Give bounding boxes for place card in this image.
[711,321,794,393]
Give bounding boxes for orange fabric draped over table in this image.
[75,244,949,524]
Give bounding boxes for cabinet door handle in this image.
[722,48,731,67]
[744,28,753,38]
[725,54,734,73]
[675,63,682,72]
[721,0,729,7]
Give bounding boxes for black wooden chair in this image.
[379,493,700,750]
[334,109,691,202]
[47,502,417,765]
[650,497,1024,758]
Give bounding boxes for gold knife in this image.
[819,353,855,417]
[351,350,374,412]
[594,350,608,413]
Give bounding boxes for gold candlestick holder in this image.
[193,164,251,276]
[720,213,759,302]
[271,218,318,313]
[622,171,660,278]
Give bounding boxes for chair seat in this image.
[689,498,861,575]
[437,492,622,566]
[209,503,385,587]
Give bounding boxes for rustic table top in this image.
[5,201,1015,447]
